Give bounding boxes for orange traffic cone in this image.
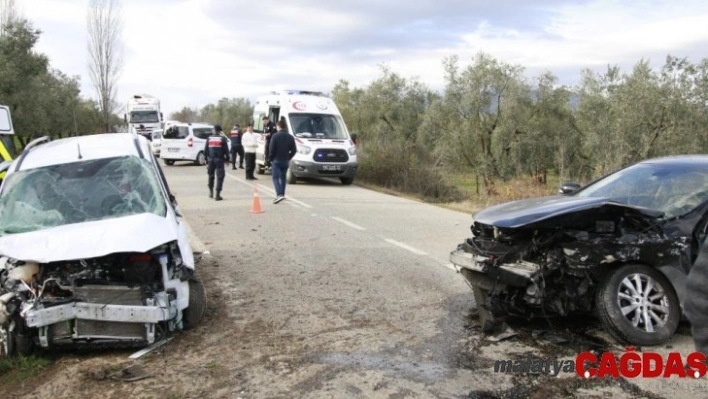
[250,186,264,214]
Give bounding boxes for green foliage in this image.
[331,51,708,200]
[0,354,52,380]
[0,18,107,144]
[169,97,254,129]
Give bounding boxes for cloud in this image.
[15,0,708,116]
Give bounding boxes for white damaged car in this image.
[0,133,206,356]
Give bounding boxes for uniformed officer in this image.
[204,124,230,201]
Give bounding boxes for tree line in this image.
[330,53,708,200]
[0,10,117,146]
[171,52,708,202]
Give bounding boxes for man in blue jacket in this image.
[268,120,296,203]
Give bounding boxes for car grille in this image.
[313,148,348,163]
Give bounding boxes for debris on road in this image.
[128,337,174,359]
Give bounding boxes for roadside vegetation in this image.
[0,14,119,145]
[178,55,708,212]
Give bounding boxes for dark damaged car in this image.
[450,155,708,346]
[0,133,207,357]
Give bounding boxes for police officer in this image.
[204,124,230,201]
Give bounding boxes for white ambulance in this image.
[253,90,358,185]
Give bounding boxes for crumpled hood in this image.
[0,213,180,263]
[474,195,664,229]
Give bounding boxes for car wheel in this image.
[257,165,264,175]
[0,319,31,358]
[286,168,297,184]
[163,159,175,166]
[340,177,354,185]
[596,264,680,346]
[195,152,206,166]
[182,272,207,330]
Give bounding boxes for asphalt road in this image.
[155,162,704,399]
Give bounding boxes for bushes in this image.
[357,136,463,202]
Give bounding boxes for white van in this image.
[254,90,357,185]
[160,123,231,166]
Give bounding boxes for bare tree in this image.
[0,0,19,35]
[86,0,123,132]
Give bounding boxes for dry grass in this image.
[363,171,579,215]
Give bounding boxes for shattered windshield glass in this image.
[0,156,167,235]
[575,163,708,218]
[290,113,349,140]
[130,111,160,123]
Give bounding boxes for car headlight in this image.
[298,145,311,155]
[348,147,356,156]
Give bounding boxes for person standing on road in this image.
[268,120,296,203]
[229,124,244,170]
[204,124,230,200]
[262,115,276,170]
[242,124,259,180]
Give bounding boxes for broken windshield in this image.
[290,113,349,140]
[575,163,708,218]
[0,156,167,235]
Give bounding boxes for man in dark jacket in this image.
[268,120,296,203]
[262,116,276,169]
[229,124,244,170]
[204,124,230,200]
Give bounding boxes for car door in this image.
[162,126,190,159]
[191,127,213,159]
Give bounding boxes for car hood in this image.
[0,213,180,263]
[474,195,664,229]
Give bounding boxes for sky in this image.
[14,0,708,117]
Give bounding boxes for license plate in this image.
[168,148,179,153]
[322,165,342,171]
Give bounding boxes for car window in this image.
[163,126,189,139]
[290,113,348,139]
[0,156,168,235]
[193,128,213,139]
[576,163,708,218]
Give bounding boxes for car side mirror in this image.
[350,132,357,144]
[559,182,581,195]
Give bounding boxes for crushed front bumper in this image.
[450,241,541,287]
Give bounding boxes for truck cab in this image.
[125,94,163,141]
[253,90,358,185]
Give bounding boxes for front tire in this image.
[596,264,680,346]
[257,165,265,175]
[195,151,206,166]
[340,177,354,185]
[286,168,297,184]
[0,318,32,358]
[183,272,207,330]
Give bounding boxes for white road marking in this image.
[383,238,428,256]
[331,216,367,231]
